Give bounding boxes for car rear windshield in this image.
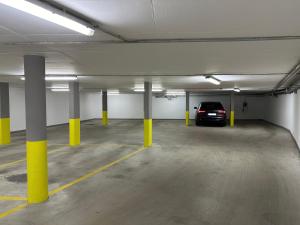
[200,102,223,110]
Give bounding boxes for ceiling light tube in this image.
[0,0,95,36]
[21,76,78,81]
[108,90,120,95]
[166,90,185,96]
[46,76,78,81]
[51,88,69,92]
[233,88,241,93]
[205,76,221,85]
[133,88,163,92]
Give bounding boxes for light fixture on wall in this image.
[20,76,78,81]
[0,0,95,36]
[205,76,221,85]
[233,88,241,92]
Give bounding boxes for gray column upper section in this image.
[0,83,9,118]
[185,91,190,111]
[230,92,235,111]
[102,91,107,111]
[69,82,80,118]
[144,82,152,119]
[24,55,47,141]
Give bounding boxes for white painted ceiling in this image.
[0,0,300,92]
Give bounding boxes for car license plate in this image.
[208,113,216,116]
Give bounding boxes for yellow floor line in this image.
[0,146,148,220]
[0,196,27,201]
[0,146,69,169]
[0,159,26,169]
[0,203,27,219]
[49,146,147,196]
[0,143,124,170]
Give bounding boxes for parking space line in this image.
[0,196,27,201]
[0,203,27,219]
[0,145,148,220]
[49,146,147,196]
[0,143,128,170]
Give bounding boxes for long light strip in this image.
[21,76,78,81]
[0,0,95,36]
[46,76,77,81]
[205,76,221,85]
[107,90,120,95]
[133,88,163,92]
[233,88,241,93]
[51,88,69,92]
[166,90,185,96]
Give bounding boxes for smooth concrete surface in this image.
[0,120,300,224]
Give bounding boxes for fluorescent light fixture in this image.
[46,76,77,81]
[21,76,78,81]
[153,88,163,92]
[233,88,241,93]
[133,88,145,92]
[205,76,221,85]
[0,0,95,36]
[51,88,69,92]
[133,88,163,92]
[166,90,186,96]
[107,90,120,95]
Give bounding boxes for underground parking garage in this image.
[0,1,300,225]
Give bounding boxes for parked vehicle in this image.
[194,102,226,126]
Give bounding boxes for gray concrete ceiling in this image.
[0,0,299,92]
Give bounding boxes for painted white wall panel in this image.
[9,87,99,132]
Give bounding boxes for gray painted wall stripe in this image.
[69,82,80,118]
[24,55,47,141]
[0,83,9,118]
[185,91,190,111]
[144,82,152,119]
[102,91,107,111]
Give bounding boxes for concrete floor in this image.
[0,119,300,225]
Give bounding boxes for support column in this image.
[144,82,152,147]
[185,91,190,126]
[24,55,48,204]
[102,91,108,126]
[69,82,80,146]
[0,83,10,144]
[230,92,235,128]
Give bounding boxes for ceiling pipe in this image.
[273,63,300,91]
[129,36,300,43]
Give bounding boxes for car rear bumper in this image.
[196,115,226,125]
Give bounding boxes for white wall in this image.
[9,87,267,132]
[10,87,99,132]
[264,93,300,148]
[102,93,266,120]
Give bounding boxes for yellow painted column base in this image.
[0,118,10,144]
[230,111,235,128]
[185,111,190,126]
[27,140,48,204]
[69,118,80,146]
[144,119,152,147]
[102,111,108,126]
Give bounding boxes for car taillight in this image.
[198,108,206,113]
[218,110,226,114]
